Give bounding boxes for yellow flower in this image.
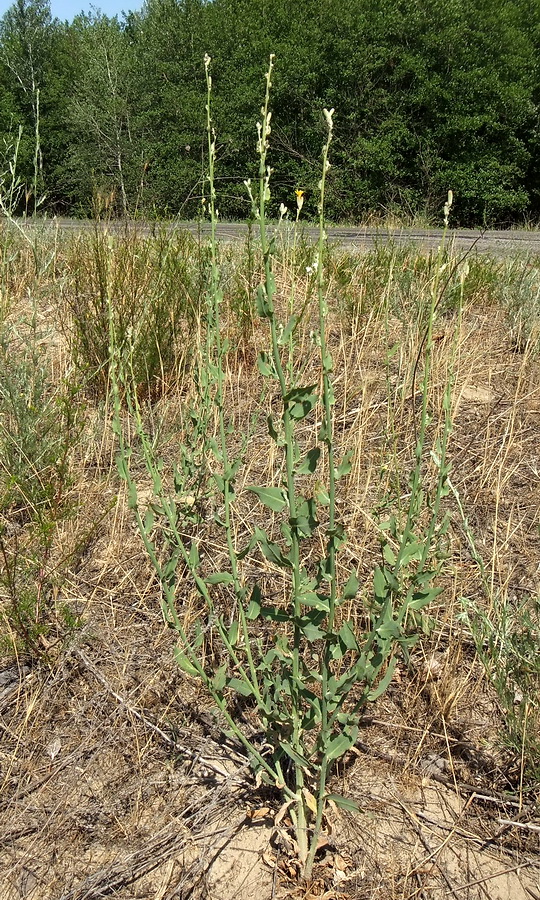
[295,189,305,198]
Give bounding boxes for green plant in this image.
[61,225,205,397]
[458,587,540,783]
[0,302,82,659]
[0,312,79,516]
[112,56,454,879]
[222,220,260,345]
[497,258,540,353]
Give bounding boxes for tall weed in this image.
[112,56,455,877]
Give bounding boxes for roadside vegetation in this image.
[1,44,540,897]
[1,0,540,225]
[1,172,540,898]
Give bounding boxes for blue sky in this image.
[0,0,142,23]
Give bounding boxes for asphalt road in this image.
[8,217,540,256]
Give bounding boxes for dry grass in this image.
[1,229,540,899]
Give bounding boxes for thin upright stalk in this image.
[305,107,335,881]
[203,56,261,693]
[254,53,309,864]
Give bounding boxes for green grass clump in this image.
[459,590,540,784]
[0,297,82,660]
[60,226,206,398]
[328,243,506,322]
[496,258,540,353]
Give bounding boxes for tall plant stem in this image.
[204,56,260,691]
[255,54,308,863]
[305,107,335,881]
[396,222,449,576]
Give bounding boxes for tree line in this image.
[1,0,539,226]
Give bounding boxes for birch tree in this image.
[0,0,52,209]
[68,13,135,216]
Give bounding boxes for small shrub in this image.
[112,56,454,878]
[497,258,540,352]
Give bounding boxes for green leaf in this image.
[280,520,293,546]
[256,529,292,569]
[150,457,161,478]
[317,555,332,583]
[225,458,242,481]
[327,523,346,551]
[299,591,329,612]
[284,385,318,421]
[373,566,389,603]
[261,605,290,622]
[174,648,199,677]
[293,516,313,538]
[326,732,355,761]
[281,741,311,768]
[127,481,138,510]
[247,485,287,513]
[299,610,326,641]
[335,449,354,480]
[368,656,397,701]
[338,621,359,652]
[341,570,359,601]
[193,574,208,597]
[226,677,255,697]
[399,541,424,566]
[256,285,272,318]
[267,415,279,441]
[277,314,298,346]
[296,447,321,475]
[246,585,262,619]
[208,439,223,463]
[246,601,261,620]
[322,350,333,373]
[407,586,443,610]
[383,543,396,566]
[290,498,318,538]
[326,794,361,813]
[193,622,204,649]
[116,452,129,481]
[379,516,396,533]
[143,508,155,534]
[315,484,330,506]
[257,351,275,377]
[318,421,330,441]
[205,572,235,585]
[236,531,259,561]
[375,617,400,641]
[212,664,227,691]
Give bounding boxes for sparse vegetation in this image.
[1,68,540,895]
[58,225,204,398]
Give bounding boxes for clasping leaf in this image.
[247,485,287,512]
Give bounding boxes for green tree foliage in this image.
[0,0,539,225]
[0,0,78,214]
[63,13,138,215]
[127,0,208,217]
[0,0,52,208]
